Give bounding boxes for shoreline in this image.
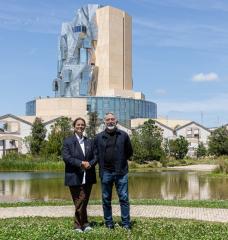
[167,164,218,171]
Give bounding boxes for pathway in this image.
[1,205,228,223]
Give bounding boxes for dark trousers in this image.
[101,171,130,227]
[69,184,93,229]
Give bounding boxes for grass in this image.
[0,216,227,240]
[1,199,228,209]
[0,151,222,171]
[0,159,64,171]
[0,152,64,171]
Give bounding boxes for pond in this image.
[0,170,228,202]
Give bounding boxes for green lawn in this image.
[0,217,227,240]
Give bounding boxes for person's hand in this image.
[81,161,91,170]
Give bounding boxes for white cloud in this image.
[156,93,228,113]
[192,72,219,82]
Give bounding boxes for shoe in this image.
[84,226,93,232]
[74,228,83,233]
[122,225,131,230]
[106,224,114,229]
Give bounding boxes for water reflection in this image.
[0,171,228,202]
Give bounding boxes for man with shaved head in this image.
[95,112,133,230]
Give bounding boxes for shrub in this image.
[131,119,165,163]
[167,136,189,160]
[196,142,207,158]
[208,127,228,156]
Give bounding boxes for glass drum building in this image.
[87,97,156,126]
[26,97,156,127]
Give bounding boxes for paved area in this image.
[168,164,218,171]
[1,205,228,223]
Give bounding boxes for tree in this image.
[168,136,189,160]
[196,142,207,158]
[29,117,47,155]
[42,117,72,157]
[131,119,165,163]
[208,126,228,156]
[86,112,99,138]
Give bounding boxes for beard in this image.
[107,125,116,130]
[106,123,117,131]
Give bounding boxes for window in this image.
[82,26,87,33]
[186,129,192,137]
[9,140,16,147]
[83,38,91,48]
[80,48,88,64]
[72,25,87,33]
[87,104,91,111]
[63,69,72,83]
[193,129,199,138]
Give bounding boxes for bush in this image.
[41,117,72,157]
[131,119,165,163]
[196,142,207,158]
[208,127,228,156]
[29,117,47,155]
[167,136,189,160]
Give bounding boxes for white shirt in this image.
[75,134,86,184]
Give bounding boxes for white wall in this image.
[176,122,211,156]
[155,122,174,140]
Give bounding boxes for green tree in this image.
[29,117,46,155]
[86,111,100,138]
[196,142,207,158]
[42,117,72,157]
[208,126,228,156]
[168,136,189,160]
[131,119,165,163]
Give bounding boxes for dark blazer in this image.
[62,135,97,186]
[95,129,133,177]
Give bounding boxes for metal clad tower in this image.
[53,4,101,97]
[53,4,134,98]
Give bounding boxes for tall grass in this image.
[213,156,228,174]
[0,152,64,171]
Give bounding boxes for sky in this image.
[1,0,228,128]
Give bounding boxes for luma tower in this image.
[26,4,157,126]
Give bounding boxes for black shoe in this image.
[106,224,114,229]
[122,225,131,230]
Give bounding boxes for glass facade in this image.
[26,97,157,127]
[53,5,100,98]
[87,97,157,127]
[26,100,36,116]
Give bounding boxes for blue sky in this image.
[1,0,228,127]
